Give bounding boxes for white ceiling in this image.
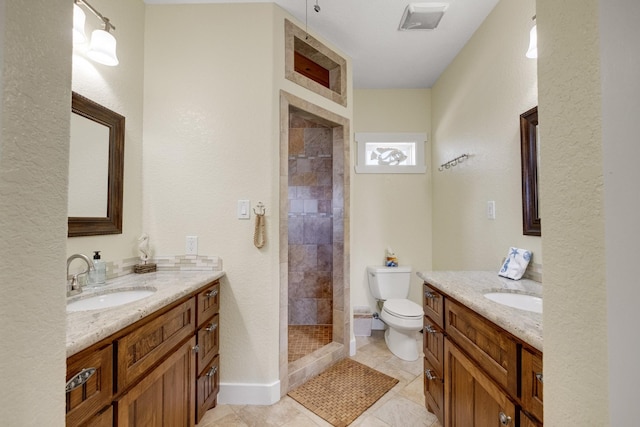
[145,0,500,88]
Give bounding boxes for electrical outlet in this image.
[487,201,496,220]
[185,236,198,255]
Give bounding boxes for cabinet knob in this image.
[205,289,219,298]
[192,344,200,353]
[499,412,512,425]
[425,369,438,381]
[206,323,218,333]
[206,365,218,378]
[424,291,438,299]
[535,372,543,383]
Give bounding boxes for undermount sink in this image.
[67,288,156,312]
[484,292,542,313]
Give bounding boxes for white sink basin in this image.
[484,292,542,313]
[67,288,156,312]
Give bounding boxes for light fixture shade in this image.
[87,29,119,66]
[526,24,538,58]
[73,4,87,44]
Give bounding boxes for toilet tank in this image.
[367,266,412,300]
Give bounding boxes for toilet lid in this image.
[383,299,424,319]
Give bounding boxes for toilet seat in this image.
[383,299,423,320]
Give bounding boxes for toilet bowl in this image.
[367,266,424,361]
[380,298,424,361]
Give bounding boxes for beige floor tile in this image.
[198,332,440,427]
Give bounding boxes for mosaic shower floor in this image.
[288,325,333,363]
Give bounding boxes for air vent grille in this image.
[399,2,448,31]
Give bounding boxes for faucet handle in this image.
[67,274,83,297]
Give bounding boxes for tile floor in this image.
[198,330,442,427]
[288,325,333,363]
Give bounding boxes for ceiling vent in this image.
[398,2,448,31]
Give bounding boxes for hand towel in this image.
[498,247,532,280]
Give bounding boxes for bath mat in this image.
[287,358,398,427]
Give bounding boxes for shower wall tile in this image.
[317,244,333,271]
[303,217,332,244]
[303,199,318,213]
[318,200,332,214]
[289,245,317,271]
[288,217,304,244]
[289,128,304,156]
[289,199,304,214]
[289,298,317,325]
[317,299,333,324]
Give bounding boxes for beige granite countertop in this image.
[416,271,543,352]
[66,270,225,357]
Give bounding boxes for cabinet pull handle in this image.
[499,412,512,425]
[424,325,438,334]
[206,322,218,332]
[425,369,438,381]
[65,367,96,393]
[424,291,438,299]
[206,366,218,378]
[205,289,219,298]
[535,372,543,383]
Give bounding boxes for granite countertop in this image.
[416,271,543,352]
[66,270,225,357]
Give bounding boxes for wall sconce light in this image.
[526,15,537,59]
[73,0,119,66]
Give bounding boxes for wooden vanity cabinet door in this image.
[423,317,445,376]
[117,298,196,392]
[196,354,220,422]
[445,339,516,427]
[66,344,113,426]
[522,347,544,422]
[423,283,445,329]
[445,298,518,396]
[196,313,219,374]
[197,280,220,328]
[78,406,113,427]
[424,357,444,424]
[116,336,196,427]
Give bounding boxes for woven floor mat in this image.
[287,358,399,427]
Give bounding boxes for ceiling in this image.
[145,0,500,89]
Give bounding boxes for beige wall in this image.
[600,1,640,424]
[0,0,70,425]
[68,0,146,267]
[537,0,610,424]
[143,3,351,402]
[352,89,432,310]
[431,0,540,270]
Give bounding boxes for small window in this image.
[355,133,427,174]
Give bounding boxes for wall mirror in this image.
[68,92,125,237]
[520,106,541,236]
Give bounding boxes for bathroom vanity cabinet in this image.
[423,282,543,427]
[65,279,221,427]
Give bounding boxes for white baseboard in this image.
[217,380,281,405]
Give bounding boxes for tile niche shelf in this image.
[285,19,347,107]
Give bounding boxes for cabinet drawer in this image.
[423,357,444,425]
[78,405,113,427]
[423,284,444,329]
[196,354,220,423]
[117,298,196,391]
[197,280,220,327]
[522,348,544,422]
[197,313,220,375]
[423,317,445,376]
[445,298,518,396]
[66,344,113,426]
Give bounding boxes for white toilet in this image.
[367,266,424,361]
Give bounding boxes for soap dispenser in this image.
[89,251,106,286]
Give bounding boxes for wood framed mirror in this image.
[68,92,125,237]
[520,106,541,236]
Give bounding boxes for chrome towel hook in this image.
[253,202,265,216]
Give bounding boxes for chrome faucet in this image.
[67,254,94,297]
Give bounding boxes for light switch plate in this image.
[237,200,250,220]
